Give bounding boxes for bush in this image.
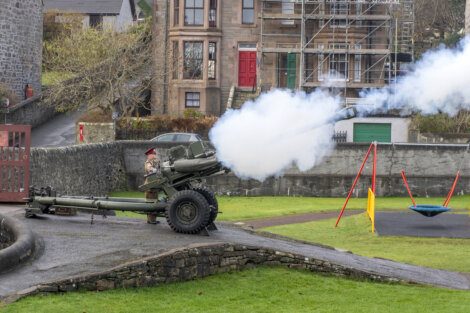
[117,115,218,138]
[78,109,113,123]
[412,112,470,133]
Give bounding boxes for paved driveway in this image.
[1,206,469,300]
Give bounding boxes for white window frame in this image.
[354,44,361,82]
[317,44,324,82]
[328,43,349,81]
[281,0,295,25]
[330,1,349,29]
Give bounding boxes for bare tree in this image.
[43,20,155,117]
[414,0,466,56]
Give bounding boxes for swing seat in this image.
[408,205,450,217]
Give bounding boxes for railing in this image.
[333,131,347,143]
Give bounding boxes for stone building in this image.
[43,0,138,33]
[0,0,43,101]
[152,0,413,119]
[466,0,470,34]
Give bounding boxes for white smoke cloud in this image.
[211,37,470,181]
[209,89,340,181]
[360,37,470,115]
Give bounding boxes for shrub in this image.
[78,109,113,123]
[117,115,218,138]
[411,112,470,133]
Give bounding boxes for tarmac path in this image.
[31,110,81,147]
[0,205,469,300]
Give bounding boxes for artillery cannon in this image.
[25,141,229,235]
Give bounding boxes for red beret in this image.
[145,148,156,155]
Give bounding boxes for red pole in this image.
[400,170,417,207]
[372,142,377,193]
[335,143,374,227]
[443,171,460,207]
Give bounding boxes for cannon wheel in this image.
[192,187,218,225]
[166,190,210,234]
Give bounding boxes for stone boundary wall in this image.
[76,122,115,145]
[31,143,128,196]
[0,95,57,128]
[30,142,470,197]
[0,214,36,274]
[30,141,189,195]
[8,243,405,303]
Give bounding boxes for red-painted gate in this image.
[238,51,257,87]
[0,125,31,202]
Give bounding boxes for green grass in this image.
[41,71,73,87]
[110,192,470,221]
[4,267,470,313]
[264,214,470,273]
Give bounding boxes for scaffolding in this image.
[259,0,414,102]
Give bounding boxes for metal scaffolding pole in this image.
[259,0,412,100]
[299,0,306,90]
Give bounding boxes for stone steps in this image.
[232,89,259,109]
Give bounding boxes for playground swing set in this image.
[334,142,466,232]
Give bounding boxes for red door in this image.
[238,51,257,87]
[0,125,31,202]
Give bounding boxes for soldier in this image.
[144,148,160,224]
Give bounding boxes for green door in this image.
[353,123,392,143]
[287,53,297,89]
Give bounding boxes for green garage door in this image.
[353,123,392,143]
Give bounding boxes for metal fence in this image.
[333,131,347,143]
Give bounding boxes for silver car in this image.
[151,132,203,143]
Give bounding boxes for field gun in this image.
[25,141,228,235]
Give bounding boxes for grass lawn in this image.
[109,193,470,272]
[264,214,470,273]
[41,71,73,87]
[110,192,470,221]
[4,267,470,313]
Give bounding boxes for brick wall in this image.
[0,0,42,100]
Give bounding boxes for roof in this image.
[44,0,127,15]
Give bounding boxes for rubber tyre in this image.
[166,190,211,234]
[192,187,218,225]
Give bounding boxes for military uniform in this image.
[144,148,160,224]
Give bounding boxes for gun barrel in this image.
[172,155,220,173]
[331,106,358,122]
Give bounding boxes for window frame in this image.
[89,14,103,29]
[330,1,349,28]
[317,44,325,82]
[242,0,255,25]
[172,41,179,80]
[183,41,204,80]
[209,0,217,27]
[281,0,295,26]
[184,0,204,26]
[328,43,349,81]
[185,92,201,108]
[208,42,217,80]
[354,44,361,82]
[174,0,180,26]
